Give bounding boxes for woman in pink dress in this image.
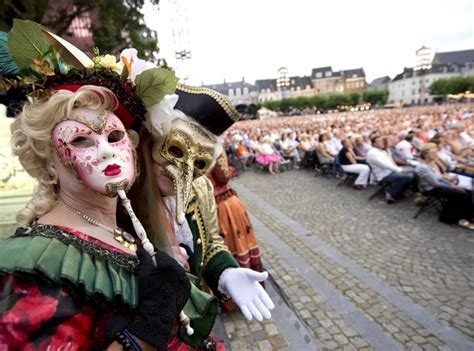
[255,136,281,174]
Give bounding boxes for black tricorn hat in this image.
[174,84,241,136]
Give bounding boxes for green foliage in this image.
[261,89,389,113]
[429,76,474,95]
[0,0,157,59]
[134,67,178,107]
[7,19,49,69]
[349,92,360,105]
[310,95,328,110]
[362,89,388,106]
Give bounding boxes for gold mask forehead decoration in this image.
[61,109,109,134]
[184,120,214,143]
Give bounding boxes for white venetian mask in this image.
[52,108,136,196]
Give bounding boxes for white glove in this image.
[218,267,275,321]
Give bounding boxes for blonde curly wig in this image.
[11,86,119,225]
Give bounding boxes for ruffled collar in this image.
[14,224,139,271]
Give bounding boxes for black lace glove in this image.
[128,246,191,350]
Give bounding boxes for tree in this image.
[262,99,281,111]
[0,0,157,59]
[309,95,328,110]
[349,92,360,106]
[279,98,292,113]
[362,89,388,106]
[429,76,474,96]
[327,93,351,109]
[429,79,449,95]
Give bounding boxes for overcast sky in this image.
[147,0,473,85]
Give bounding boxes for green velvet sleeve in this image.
[202,250,239,296]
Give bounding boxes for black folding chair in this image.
[366,164,390,201]
[413,196,444,219]
[314,150,333,177]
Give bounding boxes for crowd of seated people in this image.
[221,103,474,230]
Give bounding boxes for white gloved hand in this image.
[218,267,275,321]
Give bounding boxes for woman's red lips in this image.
[103,164,121,176]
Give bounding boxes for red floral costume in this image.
[0,224,138,350]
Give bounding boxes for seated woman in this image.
[299,134,316,168]
[236,139,252,169]
[415,143,474,229]
[281,133,301,168]
[353,136,369,158]
[434,134,474,179]
[338,139,370,190]
[255,136,281,174]
[316,133,335,165]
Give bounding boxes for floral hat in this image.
[0,19,178,129]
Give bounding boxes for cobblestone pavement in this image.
[214,169,474,350]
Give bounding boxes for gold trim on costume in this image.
[186,199,207,265]
[105,179,132,197]
[177,84,241,122]
[62,109,109,134]
[203,246,226,267]
[184,120,214,142]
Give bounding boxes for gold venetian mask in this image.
[152,118,215,224]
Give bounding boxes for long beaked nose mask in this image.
[159,127,214,224]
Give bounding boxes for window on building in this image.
[306,85,311,90]
[236,88,241,96]
[243,87,249,95]
[325,71,332,77]
[261,89,265,94]
[316,72,322,78]
[412,89,416,95]
[266,88,271,93]
[228,89,234,96]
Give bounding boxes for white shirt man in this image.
[366,147,402,182]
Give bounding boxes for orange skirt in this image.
[216,191,263,272]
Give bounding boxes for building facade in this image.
[204,79,259,105]
[311,66,366,95]
[389,49,474,105]
[369,76,391,90]
[311,67,343,95]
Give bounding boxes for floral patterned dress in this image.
[0,224,138,350]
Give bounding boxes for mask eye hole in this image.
[108,130,125,143]
[168,145,184,158]
[194,159,207,170]
[70,136,94,148]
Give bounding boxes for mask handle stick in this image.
[117,188,194,336]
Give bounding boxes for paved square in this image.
[215,169,474,350]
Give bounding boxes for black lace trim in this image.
[13,224,139,272]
